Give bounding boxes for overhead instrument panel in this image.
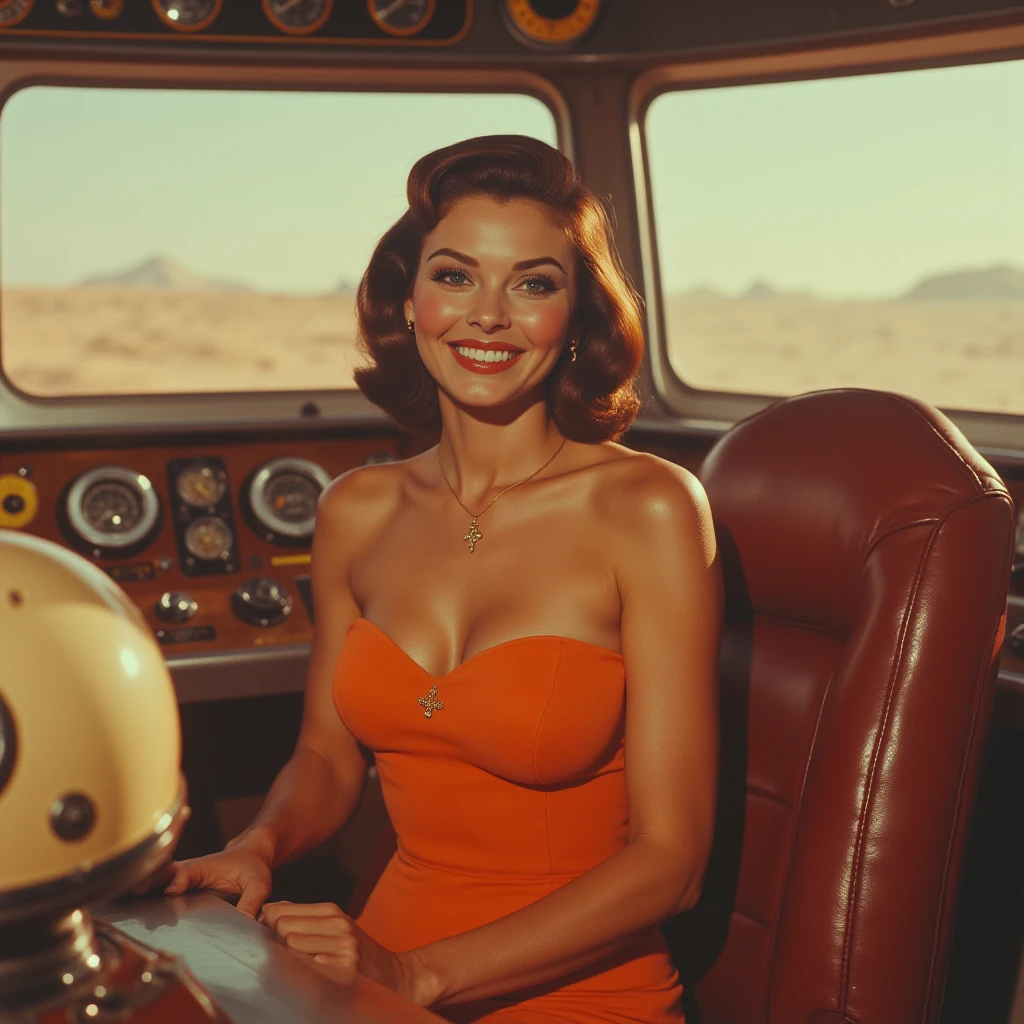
[501,0,600,48]
[0,0,470,44]
[62,465,162,557]
[243,456,332,547]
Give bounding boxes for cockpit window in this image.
[646,59,1024,416]
[0,87,557,398]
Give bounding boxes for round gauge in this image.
[248,457,331,542]
[176,462,227,509]
[503,0,600,48]
[151,0,221,31]
[184,516,233,562]
[90,0,122,19]
[66,466,161,552]
[0,0,34,27]
[367,0,435,37]
[263,0,332,35]
[0,474,38,530]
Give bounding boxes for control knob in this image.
[232,577,293,627]
[154,591,198,624]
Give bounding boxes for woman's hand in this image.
[159,845,273,918]
[259,901,442,1006]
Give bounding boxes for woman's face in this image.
[405,196,576,407]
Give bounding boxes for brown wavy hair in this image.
[353,134,644,442]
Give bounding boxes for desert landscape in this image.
[2,256,1023,414]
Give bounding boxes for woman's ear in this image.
[404,299,414,323]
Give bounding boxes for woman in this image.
[165,135,723,1022]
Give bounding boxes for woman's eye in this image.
[431,267,469,286]
[521,276,556,294]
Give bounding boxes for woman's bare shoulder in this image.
[316,451,429,542]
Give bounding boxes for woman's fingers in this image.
[236,877,272,919]
[280,931,358,958]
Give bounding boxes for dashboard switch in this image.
[231,577,293,628]
[155,591,198,624]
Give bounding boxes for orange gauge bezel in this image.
[90,0,124,20]
[263,0,333,36]
[0,0,34,29]
[367,0,436,38]
[504,0,600,47]
[150,0,222,33]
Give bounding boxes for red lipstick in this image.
[447,340,524,375]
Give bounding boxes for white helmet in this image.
[0,532,186,922]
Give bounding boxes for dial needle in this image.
[379,0,412,20]
[278,0,305,12]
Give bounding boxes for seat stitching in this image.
[922,493,1014,1019]
[761,664,839,1024]
[838,516,940,1008]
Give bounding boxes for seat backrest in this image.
[667,388,1013,1024]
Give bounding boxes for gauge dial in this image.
[176,462,227,509]
[263,0,332,34]
[368,0,435,37]
[184,516,233,562]
[66,466,161,552]
[0,0,34,27]
[151,0,221,31]
[247,457,331,542]
[90,0,123,19]
[503,0,600,47]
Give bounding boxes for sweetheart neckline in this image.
[349,616,623,681]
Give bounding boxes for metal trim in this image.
[65,465,161,549]
[248,457,331,539]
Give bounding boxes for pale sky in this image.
[2,56,1023,300]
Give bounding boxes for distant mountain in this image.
[333,278,357,295]
[680,284,725,300]
[82,256,251,291]
[739,279,816,301]
[900,263,1024,302]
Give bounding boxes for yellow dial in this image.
[0,475,39,530]
[504,0,600,47]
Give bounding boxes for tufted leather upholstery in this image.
[667,388,1014,1024]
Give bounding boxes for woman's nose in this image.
[467,286,511,333]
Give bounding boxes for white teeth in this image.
[454,346,518,362]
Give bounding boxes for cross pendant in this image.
[417,684,444,719]
[464,517,483,553]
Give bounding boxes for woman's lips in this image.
[448,342,524,375]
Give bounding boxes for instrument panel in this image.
[0,0,470,44]
[0,436,408,658]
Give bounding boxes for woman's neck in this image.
[435,396,566,504]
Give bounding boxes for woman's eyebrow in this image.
[425,247,566,275]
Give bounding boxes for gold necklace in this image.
[436,436,568,553]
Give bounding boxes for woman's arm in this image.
[220,467,393,867]
[411,457,723,1006]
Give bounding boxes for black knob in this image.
[232,577,293,627]
[2,494,24,515]
[155,592,198,624]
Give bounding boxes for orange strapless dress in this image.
[333,617,684,1024]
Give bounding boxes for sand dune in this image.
[2,287,1023,413]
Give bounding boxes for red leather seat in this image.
[670,388,1014,1024]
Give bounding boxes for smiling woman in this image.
[164,134,722,1024]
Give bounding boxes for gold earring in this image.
[407,319,415,332]
[568,337,578,362]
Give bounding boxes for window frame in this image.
[0,63,569,435]
[629,23,1024,452]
